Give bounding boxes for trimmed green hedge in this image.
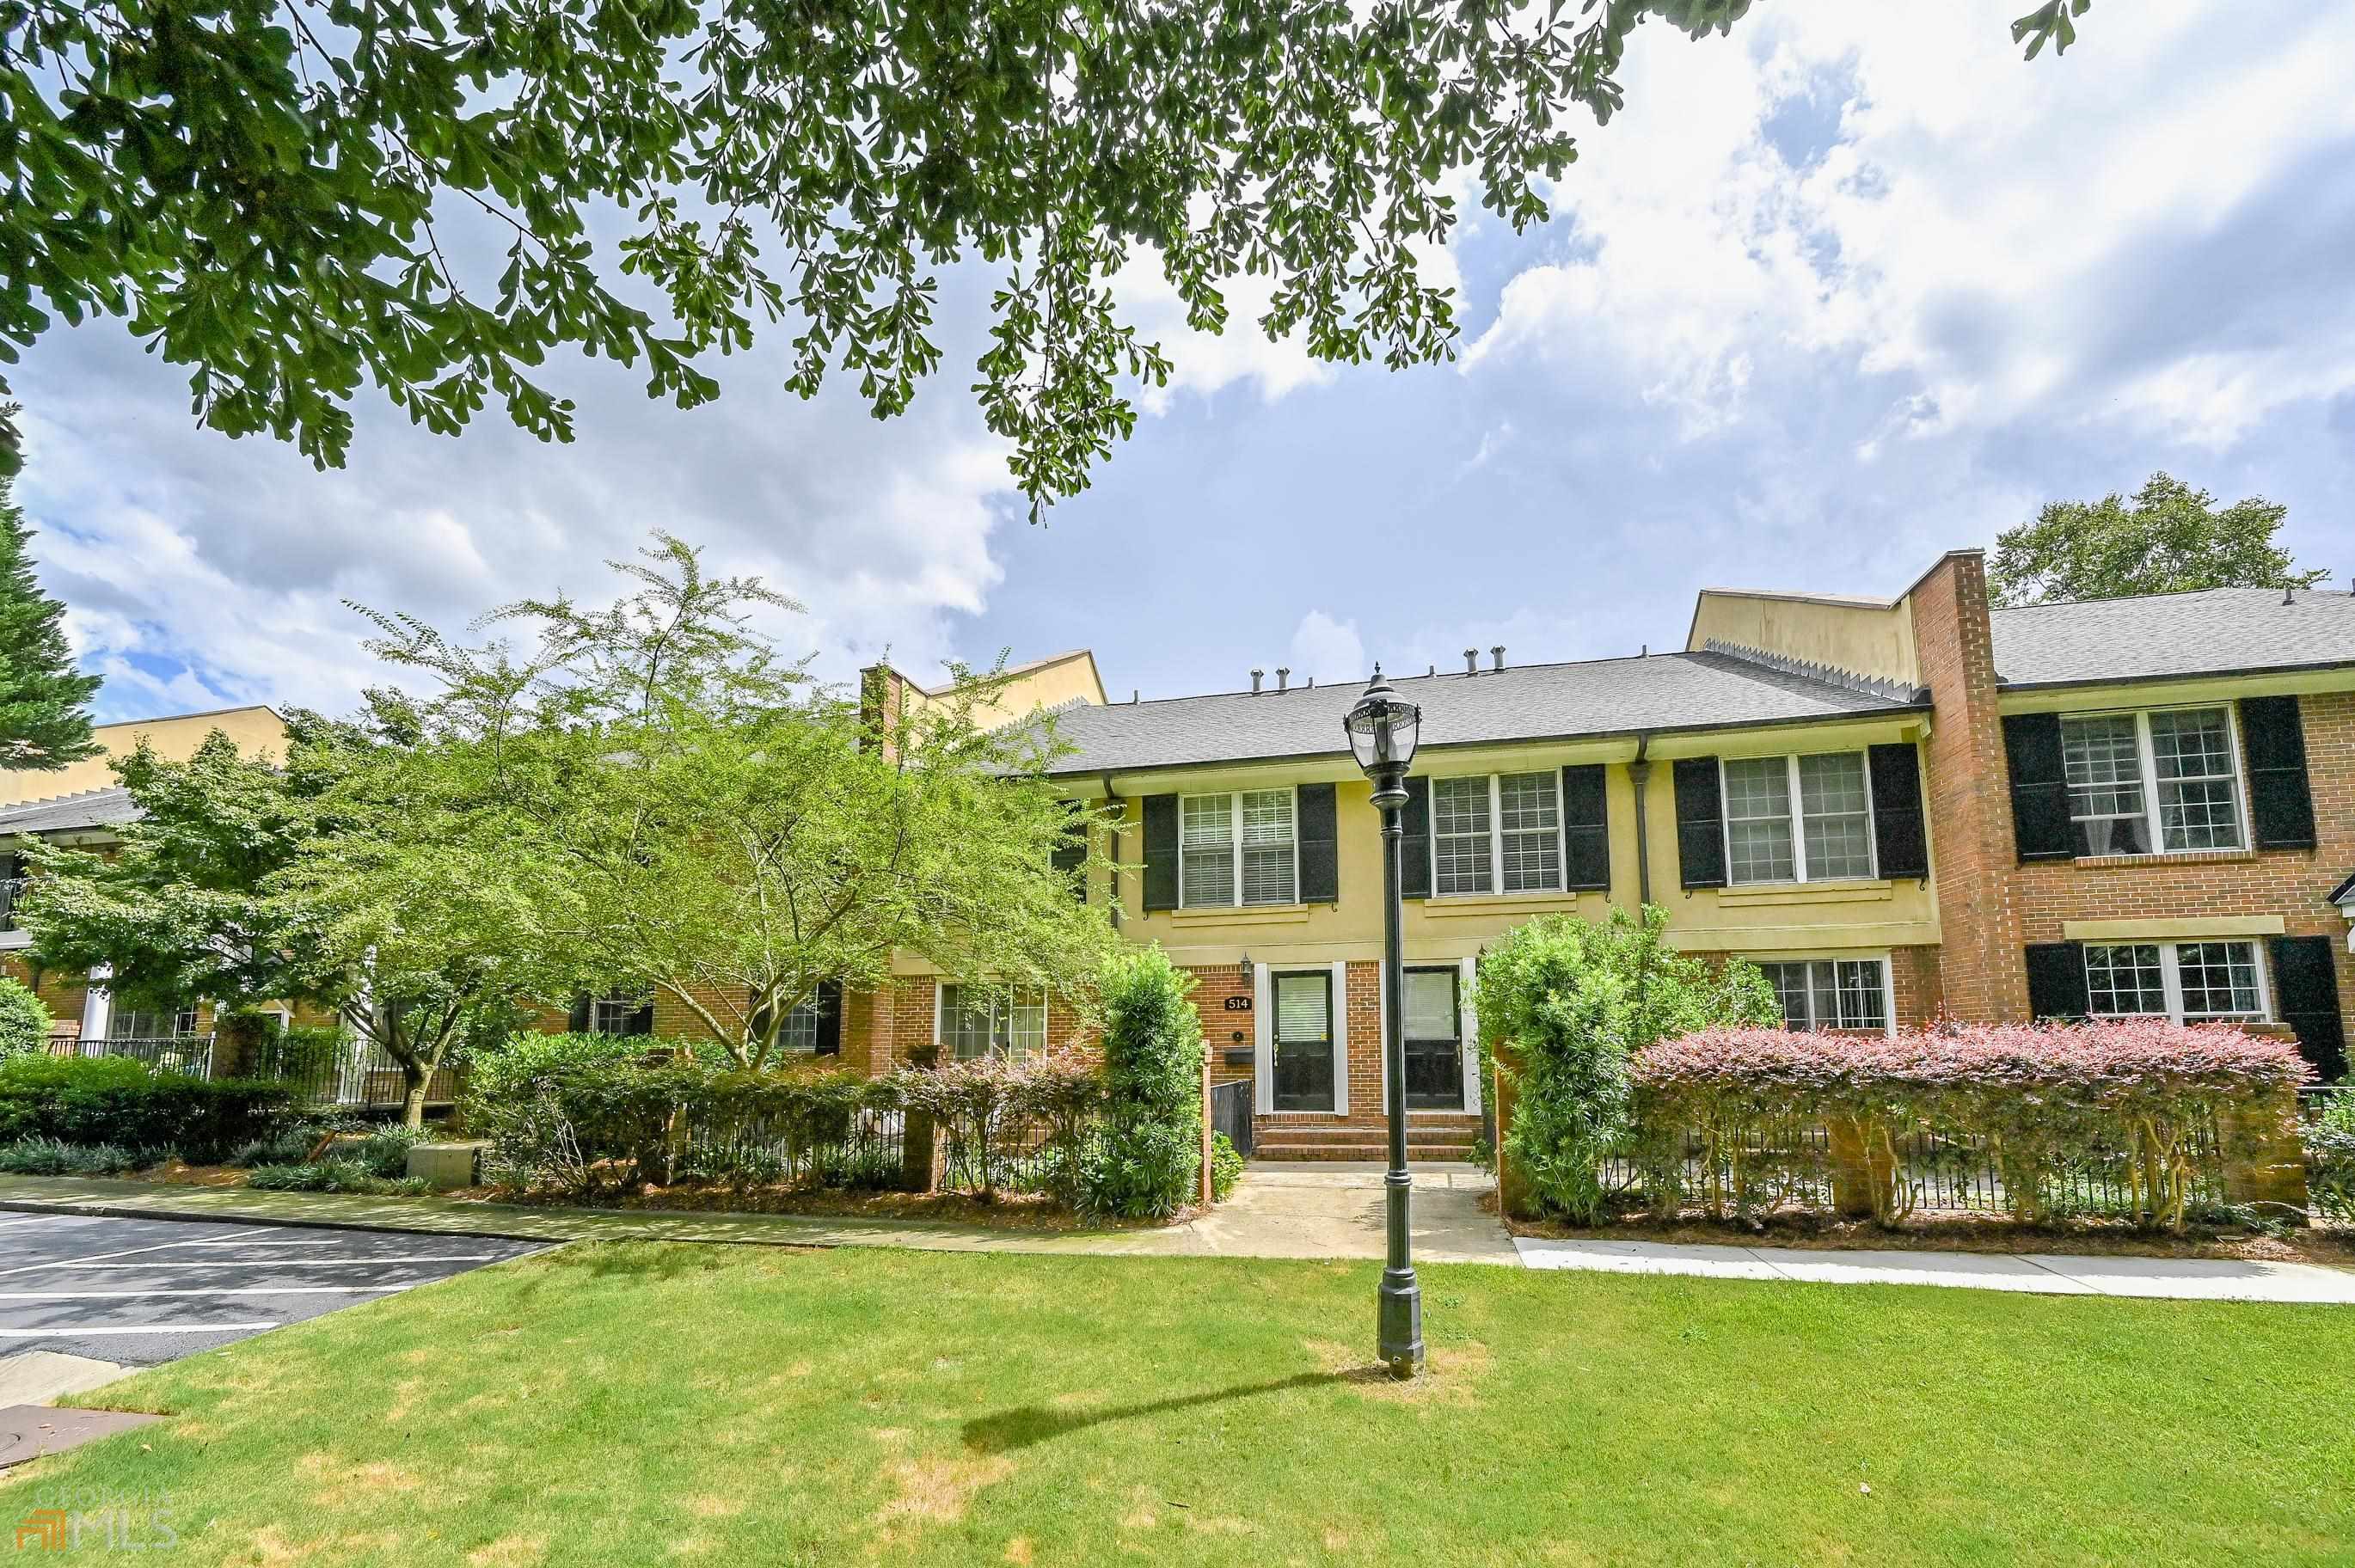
[0,1055,295,1161]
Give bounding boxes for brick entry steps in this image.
[1253,1113,1485,1162]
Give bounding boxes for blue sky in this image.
[15,2,2355,722]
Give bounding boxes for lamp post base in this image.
[1377,1266,1424,1379]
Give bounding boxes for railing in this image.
[1600,1117,2229,1222]
[0,877,23,933]
[48,1032,216,1079]
[2303,1084,2353,1124]
[684,1109,909,1190]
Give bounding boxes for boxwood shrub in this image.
[0,1054,296,1162]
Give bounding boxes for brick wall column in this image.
[1908,550,2028,1022]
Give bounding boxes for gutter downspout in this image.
[1100,772,1122,930]
[1627,733,1653,910]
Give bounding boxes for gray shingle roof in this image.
[0,787,139,836]
[1041,651,1920,776]
[1990,588,2355,689]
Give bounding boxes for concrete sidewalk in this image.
[1516,1236,2355,1303]
[0,1167,1519,1265]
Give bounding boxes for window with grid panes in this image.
[1431,775,1493,895]
[1755,959,1888,1032]
[1177,789,1296,907]
[1723,752,1876,885]
[2061,707,2242,856]
[938,984,1048,1060]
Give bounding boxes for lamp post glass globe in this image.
[1344,671,1421,805]
[1342,667,1425,1378]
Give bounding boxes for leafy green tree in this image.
[0,3,2092,499]
[0,976,50,1057]
[359,533,1115,1069]
[20,722,560,1126]
[0,472,101,770]
[1989,473,2331,607]
[1081,946,1206,1219]
[1474,905,1775,1222]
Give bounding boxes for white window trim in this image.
[1377,959,1485,1115]
[1720,752,1878,886]
[1427,770,1564,898]
[1256,960,1348,1115]
[1751,953,1897,1037]
[933,982,1050,1060]
[1177,787,1300,909]
[2063,704,2250,857]
[2082,939,2272,1024]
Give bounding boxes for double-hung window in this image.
[1178,789,1297,908]
[2083,941,2266,1024]
[109,1004,200,1040]
[1756,959,1891,1033]
[1431,771,1561,896]
[1722,753,1874,885]
[589,991,653,1036]
[2060,707,2243,856]
[938,984,1049,1060]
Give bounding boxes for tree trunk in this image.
[400,1060,430,1130]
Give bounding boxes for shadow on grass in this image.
[963,1371,1356,1455]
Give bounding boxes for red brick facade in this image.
[1911,550,2353,1052]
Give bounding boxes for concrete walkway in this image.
[7,1175,2344,1301]
[0,1167,1518,1265]
[1516,1237,2355,1303]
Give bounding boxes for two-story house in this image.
[835,552,2352,1160]
[0,706,293,1042]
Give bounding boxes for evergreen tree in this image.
[0,473,102,770]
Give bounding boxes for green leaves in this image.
[4,1,2082,509]
[2011,1,2093,62]
[1988,471,2328,607]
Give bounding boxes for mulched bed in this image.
[104,1161,1192,1233]
[1486,1189,2355,1266]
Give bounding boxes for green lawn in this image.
[5,1246,2348,1565]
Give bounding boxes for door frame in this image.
[1376,957,1484,1116]
[1254,959,1350,1115]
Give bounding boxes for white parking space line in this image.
[0,1286,413,1300]
[178,1235,361,1247]
[0,1238,246,1281]
[0,1323,279,1338]
[0,1215,58,1228]
[23,1256,502,1270]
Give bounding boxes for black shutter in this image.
[1672,757,1726,890]
[1561,764,1610,891]
[1051,800,1088,900]
[2270,935,2346,1081]
[1399,776,1432,899]
[567,994,591,1033]
[814,980,844,1057]
[2240,696,2317,850]
[1867,742,1929,880]
[1296,783,1339,903]
[628,996,654,1036]
[2024,942,2088,1021]
[2002,713,2074,862]
[1142,794,1180,911]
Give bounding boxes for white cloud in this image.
[1463,1,2355,452]
[1286,610,1369,686]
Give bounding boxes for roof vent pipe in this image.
[2284,585,2297,605]
[1463,648,1478,675]
[1250,669,1264,694]
[1276,666,1291,692]
[1491,646,1506,672]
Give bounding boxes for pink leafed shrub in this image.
[1629,1020,2311,1230]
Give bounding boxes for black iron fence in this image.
[1600,1116,2229,1222]
[46,1031,215,1077]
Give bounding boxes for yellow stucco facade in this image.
[0,706,291,806]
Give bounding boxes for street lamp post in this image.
[1344,668,1423,1379]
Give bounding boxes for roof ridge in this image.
[1698,640,1924,705]
[1990,585,2354,613]
[1102,648,1716,707]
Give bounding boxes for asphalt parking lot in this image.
[0,1210,549,1368]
